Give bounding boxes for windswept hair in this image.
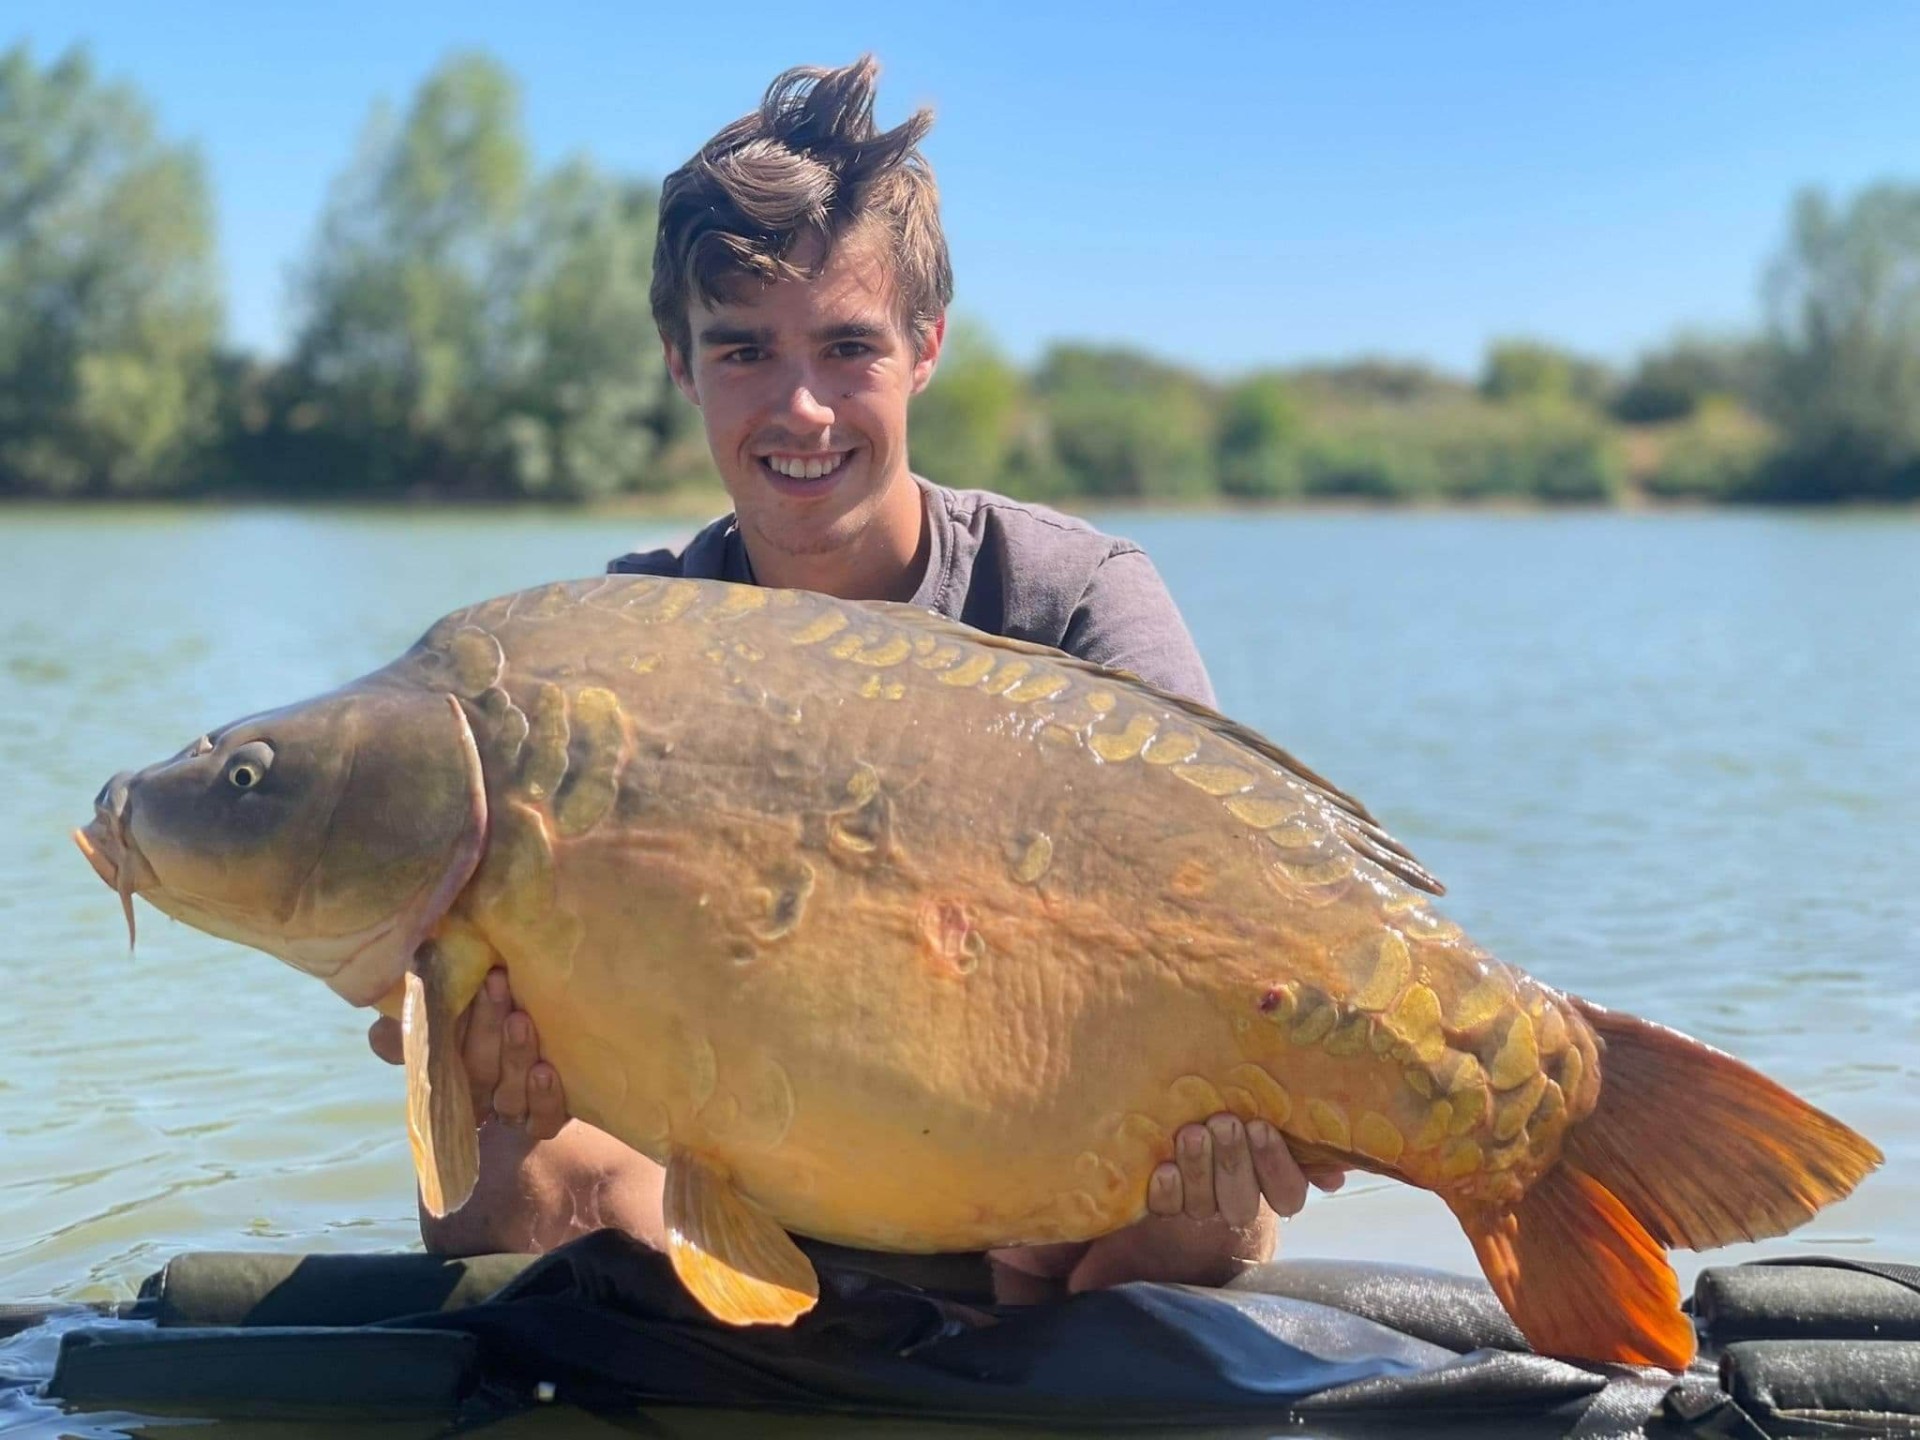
[651,56,953,357]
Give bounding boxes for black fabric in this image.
[376,1231,1640,1428]
[1695,1259,1920,1343]
[1719,1340,1920,1424]
[49,1325,477,1417]
[795,1236,995,1302]
[33,1239,1920,1436]
[1560,1368,1700,1440]
[1296,1349,1600,1413]
[1234,1257,1531,1353]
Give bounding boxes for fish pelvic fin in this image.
[664,1149,818,1328]
[403,942,480,1218]
[1563,998,1882,1251]
[1450,1163,1694,1370]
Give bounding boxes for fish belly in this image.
[474,828,1588,1252]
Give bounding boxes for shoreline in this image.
[4,491,1918,520]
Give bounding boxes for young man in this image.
[371,57,1338,1299]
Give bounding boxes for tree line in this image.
[4,44,1918,505]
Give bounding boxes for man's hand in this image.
[1148,1114,1342,1227]
[989,1114,1346,1301]
[366,968,570,1140]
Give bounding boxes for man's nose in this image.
[774,363,835,429]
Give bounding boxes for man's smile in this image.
[758,449,855,489]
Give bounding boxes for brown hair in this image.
[651,56,953,359]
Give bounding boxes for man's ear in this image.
[909,314,947,396]
[663,333,700,407]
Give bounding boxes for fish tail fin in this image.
[1450,1162,1694,1369]
[1561,997,1882,1251]
[1449,999,1882,1370]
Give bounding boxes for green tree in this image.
[909,319,1027,489]
[1612,334,1766,424]
[492,161,672,498]
[1759,183,1920,500]
[0,45,220,495]
[1033,345,1217,500]
[288,53,528,493]
[1214,373,1303,498]
[1289,359,1470,406]
[286,54,671,498]
[1480,339,1611,408]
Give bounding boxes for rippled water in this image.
[3,507,1916,1320]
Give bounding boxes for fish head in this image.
[76,682,488,1007]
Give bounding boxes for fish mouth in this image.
[74,776,149,949]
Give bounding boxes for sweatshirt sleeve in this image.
[1059,546,1217,708]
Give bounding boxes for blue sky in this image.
[8,2,1920,375]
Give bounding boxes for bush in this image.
[1481,339,1612,408]
[1643,400,1776,500]
[1299,427,1432,500]
[1612,336,1766,424]
[1297,400,1625,503]
[1215,374,1304,498]
[909,320,1027,489]
[1034,345,1217,500]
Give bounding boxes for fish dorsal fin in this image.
[664,1149,818,1327]
[403,941,480,1218]
[851,598,1444,896]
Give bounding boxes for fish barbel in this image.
[75,576,1880,1368]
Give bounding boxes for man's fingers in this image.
[367,1015,403,1066]
[1174,1122,1217,1220]
[524,1063,568,1142]
[461,969,511,1115]
[1248,1120,1311,1216]
[1145,1162,1182,1217]
[986,1241,1089,1281]
[492,1011,536,1127]
[1207,1115,1262,1226]
[1303,1162,1349,1193]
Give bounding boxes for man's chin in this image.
[745,513,868,560]
[736,481,878,558]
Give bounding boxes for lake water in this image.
[2,507,1916,1347]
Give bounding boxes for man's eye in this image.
[722,347,763,364]
[828,341,873,359]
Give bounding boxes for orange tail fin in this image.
[1451,1163,1693,1369]
[1561,998,1882,1250]
[1450,997,1881,1371]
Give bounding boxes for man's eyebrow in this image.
[814,321,885,343]
[696,324,771,347]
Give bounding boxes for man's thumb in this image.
[367,1015,404,1065]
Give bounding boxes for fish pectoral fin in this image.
[403,943,479,1218]
[663,1149,818,1328]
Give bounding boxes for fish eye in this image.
[225,740,275,792]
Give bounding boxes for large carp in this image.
[75,576,1878,1368]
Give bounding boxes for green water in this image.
[2,506,1916,1318]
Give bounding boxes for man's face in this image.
[666,228,942,566]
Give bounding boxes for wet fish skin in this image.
[78,575,1881,1370]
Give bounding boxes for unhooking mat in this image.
[14,1231,1920,1437]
